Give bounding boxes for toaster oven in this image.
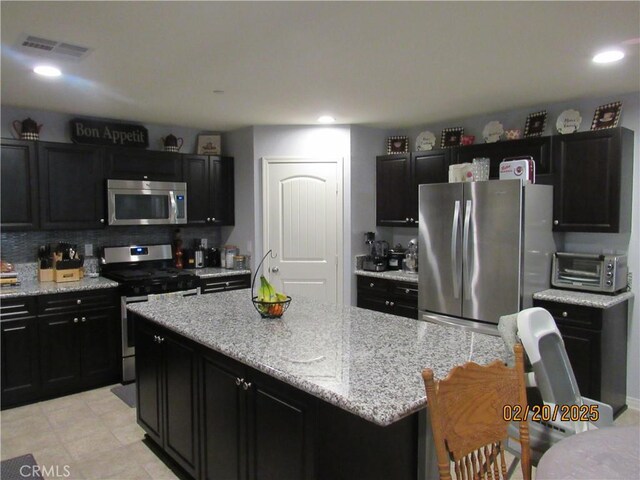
[551,252,628,294]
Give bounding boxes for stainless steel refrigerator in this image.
[418,180,555,334]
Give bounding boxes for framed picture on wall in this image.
[387,136,409,154]
[523,111,547,137]
[197,134,221,155]
[591,101,622,130]
[440,127,464,148]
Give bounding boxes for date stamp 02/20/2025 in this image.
[503,404,600,423]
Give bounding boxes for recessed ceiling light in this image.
[318,115,335,124]
[213,90,224,94]
[592,50,625,64]
[33,65,62,77]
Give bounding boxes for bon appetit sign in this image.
[70,118,149,148]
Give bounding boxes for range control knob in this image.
[606,280,613,286]
[607,263,614,270]
[606,272,613,278]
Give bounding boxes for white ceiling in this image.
[1,1,639,131]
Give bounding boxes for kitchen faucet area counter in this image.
[127,290,504,426]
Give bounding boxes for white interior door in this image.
[263,157,341,304]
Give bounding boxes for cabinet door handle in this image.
[385,300,390,305]
[159,337,165,344]
[554,220,559,225]
[410,218,414,222]
[390,302,395,307]
[77,299,82,305]
[81,317,86,322]
[405,288,410,294]
[225,282,230,287]
[153,335,159,343]
[242,381,252,390]
[369,283,374,288]
[143,175,148,179]
[207,217,211,221]
[100,218,105,224]
[211,217,216,222]
[73,317,79,323]
[405,217,410,222]
[562,311,568,317]
[235,377,243,386]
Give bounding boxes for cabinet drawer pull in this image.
[225,282,230,287]
[207,217,211,221]
[211,217,216,221]
[405,217,410,222]
[73,317,79,323]
[242,381,252,390]
[562,311,568,317]
[405,288,410,294]
[81,317,86,322]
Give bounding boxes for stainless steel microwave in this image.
[107,179,187,226]
[551,252,628,294]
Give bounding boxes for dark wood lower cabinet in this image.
[356,275,418,319]
[533,299,628,416]
[135,321,199,478]
[135,315,420,480]
[1,316,40,406]
[39,313,82,394]
[1,290,121,410]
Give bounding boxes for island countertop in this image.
[128,290,505,426]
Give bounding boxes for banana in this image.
[259,275,277,302]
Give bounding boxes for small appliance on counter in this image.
[551,252,628,294]
[388,244,406,271]
[362,232,389,272]
[403,239,418,273]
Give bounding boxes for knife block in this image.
[53,268,82,283]
[38,268,54,282]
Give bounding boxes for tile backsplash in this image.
[1,226,221,263]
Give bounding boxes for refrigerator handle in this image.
[463,200,472,298]
[451,200,461,299]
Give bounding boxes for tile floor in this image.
[1,385,639,480]
[0,385,181,480]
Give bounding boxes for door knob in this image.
[272,266,279,273]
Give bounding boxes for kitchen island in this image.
[128,290,505,479]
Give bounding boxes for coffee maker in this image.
[362,232,389,272]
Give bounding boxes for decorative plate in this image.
[483,121,504,143]
[415,131,436,151]
[556,109,582,134]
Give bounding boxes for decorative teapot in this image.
[162,134,183,152]
[12,117,43,140]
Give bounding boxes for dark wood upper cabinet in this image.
[105,148,182,182]
[38,142,106,229]
[183,155,235,226]
[552,127,633,232]
[377,150,450,226]
[453,136,551,178]
[1,139,39,230]
[376,154,411,226]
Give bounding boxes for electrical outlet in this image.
[84,244,93,257]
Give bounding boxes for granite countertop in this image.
[128,290,505,426]
[194,267,251,279]
[533,289,634,309]
[355,269,419,284]
[0,275,120,299]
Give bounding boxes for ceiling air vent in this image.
[16,33,92,61]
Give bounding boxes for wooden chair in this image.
[422,343,531,480]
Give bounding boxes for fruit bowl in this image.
[252,296,292,319]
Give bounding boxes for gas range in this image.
[100,244,200,296]
[101,244,200,382]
